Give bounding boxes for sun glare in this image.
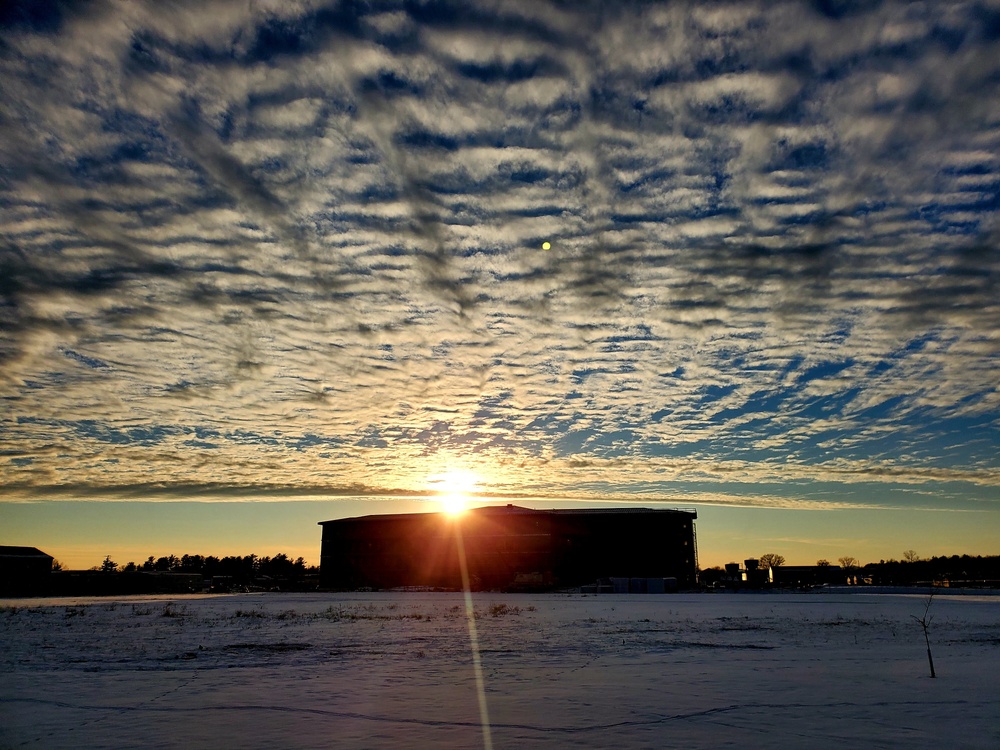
[442,494,468,515]
[433,469,479,516]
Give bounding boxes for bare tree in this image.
[839,556,859,584]
[758,553,785,570]
[911,590,936,678]
[816,559,831,566]
[903,550,920,563]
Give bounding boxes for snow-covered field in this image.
[2,590,998,749]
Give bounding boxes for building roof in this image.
[547,507,697,516]
[0,546,53,559]
[320,504,696,525]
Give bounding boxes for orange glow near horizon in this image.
[431,469,480,516]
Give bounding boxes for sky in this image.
[1,0,998,571]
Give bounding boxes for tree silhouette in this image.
[903,550,920,563]
[154,555,179,572]
[839,556,859,583]
[86,551,320,590]
[912,591,936,678]
[759,553,785,570]
[816,559,831,566]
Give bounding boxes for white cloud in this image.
[0,0,997,512]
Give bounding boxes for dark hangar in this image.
[319,505,698,591]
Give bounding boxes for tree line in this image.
[700,552,1000,586]
[94,553,317,584]
[860,553,1000,586]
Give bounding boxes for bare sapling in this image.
[911,590,936,678]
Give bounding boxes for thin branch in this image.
[911,589,936,678]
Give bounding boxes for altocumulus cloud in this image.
[1,0,998,512]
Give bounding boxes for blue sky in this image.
[1,1,998,568]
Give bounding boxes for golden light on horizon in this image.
[431,469,480,516]
[441,494,468,516]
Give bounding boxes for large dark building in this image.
[318,505,698,591]
[0,546,53,596]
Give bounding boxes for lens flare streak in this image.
[455,522,493,750]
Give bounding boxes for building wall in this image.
[319,506,697,591]
[770,565,845,587]
[0,546,53,596]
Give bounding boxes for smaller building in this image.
[0,546,54,596]
[770,564,844,587]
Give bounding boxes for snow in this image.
[2,590,999,749]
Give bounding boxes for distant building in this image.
[318,505,698,591]
[712,559,770,590]
[47,571,205,596]
[743,558,769,587]
[0,546,53,596]
[770,564,844,587]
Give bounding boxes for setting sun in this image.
[441,494,468,516]
[432,469,480,515]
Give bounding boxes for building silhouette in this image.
[770,564,845,587]
[319,505,698,591]
[0,546,53,596]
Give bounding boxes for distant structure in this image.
[0,546,53,596]
[714,558,774,590]
[318,505,698,591]
[770,564,844,587]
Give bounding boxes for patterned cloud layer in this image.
[2,1,998,511]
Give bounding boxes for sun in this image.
[432,469,479,516]
[441,494,468,516]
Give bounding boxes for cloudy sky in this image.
[2,0,998,568]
